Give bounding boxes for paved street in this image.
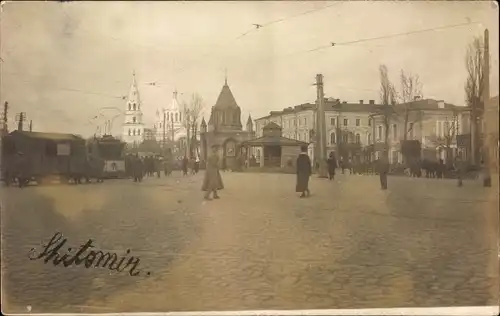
[2,171,498,313]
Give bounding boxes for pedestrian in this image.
[340,158,345,174]
[132,154,143,182]
[182,156,188,176]
[155,157,161,178]
[455,155,464,187]
[296,145,312,198]
[195,156,200,174]
[378,153,389,190]
[327,152,337,180]
[202,145,224,200]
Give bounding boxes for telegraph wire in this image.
[5,75,127,100]
[308,20,481,54]
[173,2,340,74]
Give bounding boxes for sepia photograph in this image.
[1,1,499,315]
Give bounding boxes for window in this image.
[331,118,336,126]
[378,126,382,139]
[393,124,397,139]
[128,129,131,136]
[304,118,307,126]
[356,133,361,144]
[133,117,136,123]
[128,104,131,111]
[356,118,360,127]
[133,129,136,136]
[368,133,372,144]
[138,129,141,136]
[133,103,136,111]
[342,133,348,143]
[294,119,296,127]
[330,132,336,144]
[343,118,348,126]
[368,118,372,126]
[304,132,308,142]
[179,113,182,122]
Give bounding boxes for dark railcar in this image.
[1,131,93,185]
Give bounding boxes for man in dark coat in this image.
[202,145,224,200]
[378,153,389,190]
[132,155,143,182]
[182,156,188,176]
[296,145,312,198]
[327,152,337,180]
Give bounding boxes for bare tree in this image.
[464,35,486,165]
[182,93,204,158]
[435,111,459,166]
[375,64,397,160]
[399,70,423,141]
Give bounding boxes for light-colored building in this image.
[255,98,470,164]
[121,72,145,145]
[153,91,187,144]
[256,99,377,162]
[371,99,471,163]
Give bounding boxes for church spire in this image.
[126,71,141,111]
[224,68,228,86]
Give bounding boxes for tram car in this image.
[87,135,126,178]
[1,130,94,185]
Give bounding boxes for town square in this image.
[1,1,499,314]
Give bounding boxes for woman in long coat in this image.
[202,145,224,200]
[296,145,312,198]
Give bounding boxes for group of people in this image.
[295,147,391,197]
[181,156,200,176]
[125,154,173,182]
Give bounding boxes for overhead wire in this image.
[3,73,127,100]
[173,2,341,75]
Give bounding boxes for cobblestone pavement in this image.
[2,171,498,313]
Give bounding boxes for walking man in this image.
[202,145,224,200]
[182,156,188,176]
[378,152,389,190]
[327,152,337,180]
[296,145,312,198]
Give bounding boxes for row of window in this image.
[128,129,142,136]
[330,117,372,127]
[265,117,374,130]
[128,103,140,111]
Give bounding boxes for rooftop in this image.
[10,130,84,141]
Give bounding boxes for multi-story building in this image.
[371,98,471,163]
[153,91,187,144]
[256,99,377,161]
[255,98,470,164]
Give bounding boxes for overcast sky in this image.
[1,1,498,137]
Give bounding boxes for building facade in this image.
[122,72,145,145]
[255,98,470,164]
[153,91,187,144]
[200,79,254,169]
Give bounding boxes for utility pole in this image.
[2,101,8,133]
[29,120,33,132]
[16,112,25,131]
[315,74,328,178]
[163,111,166,153]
